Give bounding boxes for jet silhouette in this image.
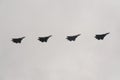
[38,35,52,42]
[12,37,25,44]
[66,34,81,41]
[95,32,110,40]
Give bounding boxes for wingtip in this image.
[77,34,81,36]
[106,32,110,35]
[48,35,52,37]
[107,32,110,34]
[22,36,26,39]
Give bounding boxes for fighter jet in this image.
[38,35,52,42]
[66,34,81,41]
[12,37,25,44]
[95,32,110,40]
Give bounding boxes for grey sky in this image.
[0,0,120,80]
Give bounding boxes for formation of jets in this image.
[12,32,110,44]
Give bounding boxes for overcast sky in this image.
[0,0,120,80]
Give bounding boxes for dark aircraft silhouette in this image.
[38,35,52,42]
[12,37,25,44]
[66,34,81,41]
[95,32,110,40]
